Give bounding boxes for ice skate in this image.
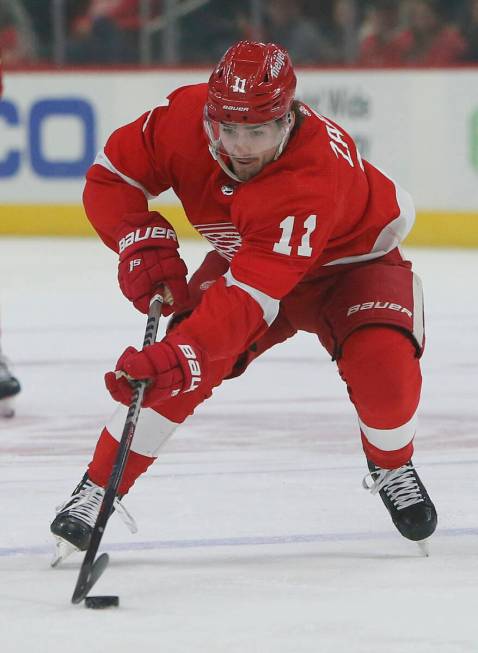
[50,473,137,567]
[363,459,437,554]
[0,355,21,418]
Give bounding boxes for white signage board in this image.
[1,69,477,211]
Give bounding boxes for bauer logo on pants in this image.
[347,302,412,318]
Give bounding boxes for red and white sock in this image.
[339,326,421,469]
[87,405,180,494]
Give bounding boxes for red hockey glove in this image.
[117,211,188,316]
[104,333,207,407]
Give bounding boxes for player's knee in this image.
[340,326,421,427]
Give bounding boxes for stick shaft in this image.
[106,293,163,497]
[71,293,164,603]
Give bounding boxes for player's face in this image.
[218,122,281,180]
[205,111,295,181]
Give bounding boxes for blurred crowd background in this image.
[0,0,477,67]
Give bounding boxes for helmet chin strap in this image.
[273,112,294,160]
[208,112,294,183]
[208,145,244,183]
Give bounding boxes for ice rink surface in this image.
[0,238,477,653]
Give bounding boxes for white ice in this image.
[0,238,477,653]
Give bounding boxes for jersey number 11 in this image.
[273,214,317,257]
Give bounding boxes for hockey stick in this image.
[71,292,165,604]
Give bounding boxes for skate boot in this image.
[50,473,137,567]
[0,355,21,418]
[363,459,437,555]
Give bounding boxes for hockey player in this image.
[0,338,21,418]
[0,53,21,418]
[51,41,437,563]
[0,343,21,418]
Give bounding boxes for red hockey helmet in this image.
[204,41,297,181]
[206,41,297,124]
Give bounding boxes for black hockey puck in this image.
[85,595,119,609]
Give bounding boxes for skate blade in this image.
[417,539,430,557]
[0,398,15,418]
[51,537,80,568]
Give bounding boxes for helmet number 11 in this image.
[273,214,317,257]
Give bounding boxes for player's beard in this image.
[229,150,276,181]
[230,158,262,181]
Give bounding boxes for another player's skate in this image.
[0,355,21,418]
[50,473,137,567]
[363,459,437,555]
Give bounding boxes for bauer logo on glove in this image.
[104,334,207,407]
[116,211,189,316]
[118,225,178,254]
[177,344,202,392]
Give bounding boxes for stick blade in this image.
[71,552,110,604]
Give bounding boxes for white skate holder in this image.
[0,397,15,418]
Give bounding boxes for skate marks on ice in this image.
[0,413,106,458]
[1,523,478,560]
[1,532,478,653]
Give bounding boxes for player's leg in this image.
[50,354,236,563]
[322,251,437,544]
[79,310,295,499]
[50,250,231,561]
[338,325,436,543]
[51,289,296,561]
[0,328,21,418]
[50,329,295,563]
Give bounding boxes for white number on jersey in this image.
[273,214,317,257]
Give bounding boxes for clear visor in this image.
[205,114,291,162]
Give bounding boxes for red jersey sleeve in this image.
[83,106,172,250]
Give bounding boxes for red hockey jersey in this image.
[84,83,415,362]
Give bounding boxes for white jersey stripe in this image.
[359,410,418,451]
[412,272,424,349]
[94,150,156,200]
[199,227,236,233]
[195,222,236,228]
[224,270,279,326]
[142,109,154,133]
[324,179,416,266]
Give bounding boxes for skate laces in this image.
[363,463,424,510]
[56,479,138,533]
